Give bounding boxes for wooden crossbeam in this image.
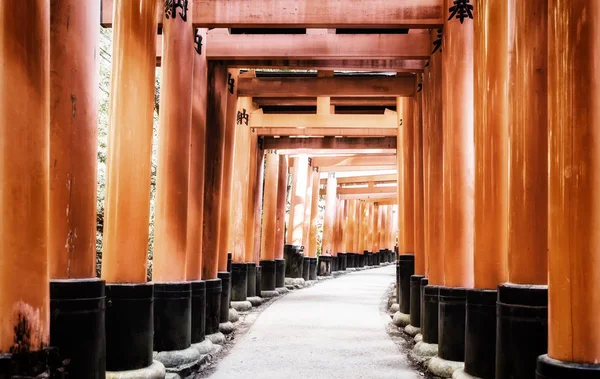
[207,33,430,60]
[312,155,396,168]
[254,97,398,107]
[224,59,426,72]
[320,186,397,195]
[255,127,397,137]
[250,113,397,129]
[263,137,396,151]
[320,173,397,184]
[101,0,444,28]
[239,76,415,97]
[338,193,397,200]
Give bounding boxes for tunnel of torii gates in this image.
[1,1,599,379]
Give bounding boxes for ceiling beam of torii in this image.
[319,173,397,184]
[223,59,426,72]
[254,127,397,137]
[320,186,397,196]
[250,112,397,129]
[253,97,398,107]
[338,193,397,200]
[263,136,396,151]
[100,0,444,28]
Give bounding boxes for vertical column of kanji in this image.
[539,2,600,377]
[301,160,313,281]
[187,28,211,352]
[152,0,197,364]
[285,156,308,279]
[274,154,288,290]
[47,0,104,377]
[428,0,475,373]
[202,61,228,337]
[259,151,280,297]
[496,1,549,378]
[307,168,320,279]
[456,1,508,378]
[99,0,159,374]
[0,1,51,376]
[396,96,415,323]
[321,173,337,275]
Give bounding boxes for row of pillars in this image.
[394,1,600,379]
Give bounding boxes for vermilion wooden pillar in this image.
[273,154,288,287]
[302,161,313,250]
[251,140,265,265]
[261,151,279,262]
[497,1,549,378]
[245,130,262,264]
[0,1,50,374]
[372,204,380,254]
[322,173,337,256]
[307,169,320,258]
[413,80,425,276]
[345,198,356,253]
[287,156,309,248]
[397,97,415,257]
[540,2,600,376]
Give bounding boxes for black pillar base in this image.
[260,260,276,291]
[346,253,355,268]
[331,256,339,271]
[190,280,206,344]
[338,253,347,271]
[275,259,285,288]
[439,286,467,362]
[227,252,232,272]
[204,278,222,335]
[255,266,262,295]
[0,347,64,378]
[464,288,497,378]
[50,278,105,379]
[231,263,248,302]
[246,263,257,298]
[398,254,415,314]
[284,244,304,278]
[217,272,231,323]
[318,255,332,276]
[537,354,600,379]
[496,283,548,379]
[409,275,424,327]
[154,282,192,352]
[358,253,365,267]
[420,278,429,332]
[367,252,373,266]
[302,257,310,281]
[105,283,153,371]
[422,284,439,344]
[309,258,318,280]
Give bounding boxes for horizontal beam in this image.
[239,76,415,97]
[255,127,397,137]
[338,193,397,200]
[320,173,397,184]
[251,113,397,129]
[372,199,398,205]
[254,97,398,107]
[225,59,426,72]
[263,136,396,151]
[312,155,396,167]
[320,186,397,195]
[207,33,430,60]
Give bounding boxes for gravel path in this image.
[208,265,420,379]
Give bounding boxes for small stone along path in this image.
[208,266,420,379]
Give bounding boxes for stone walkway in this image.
[208,265,419,379]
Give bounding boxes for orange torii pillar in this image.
[152,1,199,366]
[0,1,52,376]
[273,154,288,291]
[338,199,349,270]
[538,2,600,377]
[348,199,362,270]
[187,28,212,354]
[407,73,426,335]
[320,173,337,275]
[286,156,308,279]
[396,96,415,324]
[306,167,320,280]
[202,61,228,337]
[497,2,549,378]
[419,27,445,351]
[245,129,264,295]
[229,96,254,307]
[252,147,266,268]
[259,150,280,298]
[359,200,369,267]
[378,204,387,267]
[300,160,314,281]
[333,198,344,270]
[429,0,475,374]
[454,2,509,378]
[47,0,104,377]
[372,203,382,266]
[365,202,375,266]
[341,199,357,270]
[100,0,162,375]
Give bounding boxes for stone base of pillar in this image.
[410,275,424,328]
[285,277,306,289]
[398,254,415,314]
[153,282,193,359]
[192,338,214,356]
[392,311,410,327]
[318,255,332,276]
[229,308,239,322]
[302,257,310,281]
[275,258,285,288]
[246,263,257,298]
[204,279,222,336]
[219,321,235,335]
[284,244,304,278]
[496,283,548,379]
[410,341,438,365]
[261,290,280,298]
[259,260,276,291]
[230,300,252,312]
[105,283,154,372]
[231,263,248,302]
[423,285,440,344]
[50,278,106,379]
[206,332,226,345]
[428,355,465,379]
[217,272,231,324]
[276,286,289,294]
[247,296,263,306]
[190,281,206,345]
[106,360,166,379]
[338,252,347,270]
[309,257,318,280]
[452,368,481,379]
[463,289,497,379]
[439,287,467,363]
[404,324,421,337]
[255,266,262,296]
[536,354,600,379]
[153,345,200,372]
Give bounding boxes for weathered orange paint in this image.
[396,96,415,255]
[288,156,309,246]
[252,147,265,264]
[261,151,279,261]
[244,130,260,263]
[274,154,288,260]
[49,0,98,279]
[102,0,157,283]
[413,81,425,275]
[345,199,357,253]
[302,161,313,250]
[307,169,320,258]
[322,173,337,255]
[548,0,600,364]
